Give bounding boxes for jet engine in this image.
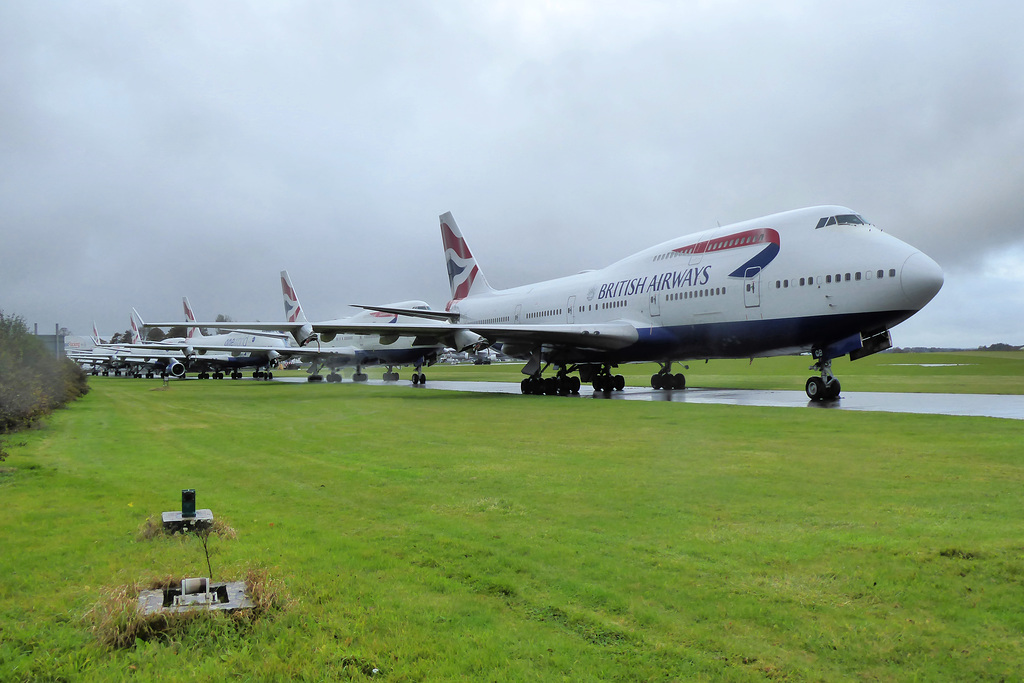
[453,329,487,352]
[296,323,316,346]
[166,360,186,378]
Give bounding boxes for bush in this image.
[0,310,89,433]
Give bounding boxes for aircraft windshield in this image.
[815,213,870,229]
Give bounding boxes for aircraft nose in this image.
[900,251,944,309]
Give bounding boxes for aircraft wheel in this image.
[805,377,825,400]
[266,372,273,380]
[674,373,686,390]
[419,374,426,385]
[614,375,625,391]
[521,378,530,394]
[651,374,661,389]
[571,376,581,393]
[826,379,841,400]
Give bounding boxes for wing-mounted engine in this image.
[296,323,316,346]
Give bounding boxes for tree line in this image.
[1,310,89,454]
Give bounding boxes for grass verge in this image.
[1,366,1023,680]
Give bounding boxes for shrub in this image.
[0,310,89,433]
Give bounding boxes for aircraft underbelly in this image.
[547,309,912,364]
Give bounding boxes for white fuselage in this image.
[448,206,942,364]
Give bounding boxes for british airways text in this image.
[598,266,711,300]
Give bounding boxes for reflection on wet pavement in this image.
[274,377,1024,420]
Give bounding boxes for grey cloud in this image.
[2,1,1022,345]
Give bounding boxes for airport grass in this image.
[2,365,1024,681]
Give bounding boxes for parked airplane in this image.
[341,206,944,399]
[129,301,291,379]
[274,270,447,383]
[73,319,187,378]
[153,272,449,383]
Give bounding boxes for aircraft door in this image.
[514,304,522,324]
[743,267,761,308]
[649,292,661,317]
[566,296,576,323]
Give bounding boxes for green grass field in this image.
[2,353,1024,681]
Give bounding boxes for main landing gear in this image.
[521,368,581,395]
[806,354,841,401]
[383,365,400,382]
[591,366,625,393]
[650,361,686,390]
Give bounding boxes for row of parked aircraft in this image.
[71,272,445,384]
[75,205,944,401]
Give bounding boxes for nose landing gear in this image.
[806,354,841,401]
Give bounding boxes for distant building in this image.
[36,334,66,358]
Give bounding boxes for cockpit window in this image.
[815,213,870,229]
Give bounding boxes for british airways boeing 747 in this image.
[350,206,943,399]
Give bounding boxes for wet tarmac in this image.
[275,377,1024,420]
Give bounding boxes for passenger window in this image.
[826,275,832,283]
[845,273,851,281]
[877,269,884,279]
[808,276,814,285]
[799,277,805,286]
[855,272,862,281]
[776,281,781,289]
[889,268,896,277]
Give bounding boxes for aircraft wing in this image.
[120,342,279,356]
[140,321,306,333]
[119,341,365,363]
[308,321,640,352]
[107,345,187,359]
[348,304,461,322]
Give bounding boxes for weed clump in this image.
[87,568,288,650]
[135,514,238,541]
[243,565,289,616]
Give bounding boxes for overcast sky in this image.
[3,1,1023,348]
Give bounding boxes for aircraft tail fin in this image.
[439,212,493,303]
[182,297,199,339]
[92,322,102,345]
[281,270,309,324]
[130,311,142,344]
[281,270,317,345]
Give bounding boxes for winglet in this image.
[439,212,493,305]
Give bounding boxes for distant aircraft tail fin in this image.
[130,311,142,344]
[439,212,493,305]
[281,270,316,345]
[281,270,309,324]
[182,297,199,339]
[92,322,102,345]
